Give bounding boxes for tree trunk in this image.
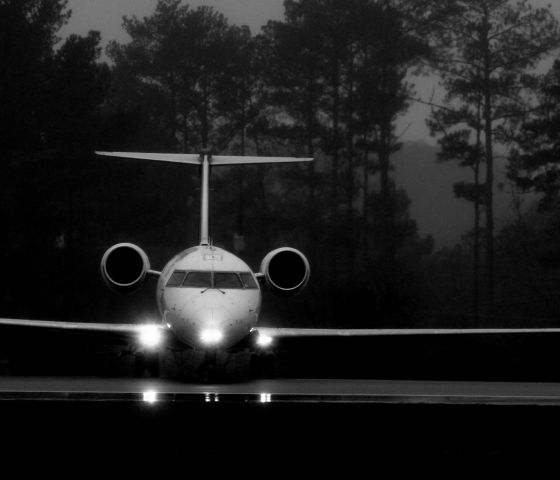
[346,53,355,275]
[330,51,341,277]
[331,59,340,221]
[362,139,370,262]
[379,104,395,266]
[473,99,483,323]
[483,18,495,321]
[473,138,481,323]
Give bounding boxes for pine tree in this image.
[509,59,560,210]
[427,0,560,320]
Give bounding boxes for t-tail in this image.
[95,151,313,245]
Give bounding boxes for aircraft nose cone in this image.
[165,289,253,348]
[190,305,232,346]
[192,306,214,324]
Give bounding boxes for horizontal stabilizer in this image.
[96,151,201,164]
[96,151,313,165]
[211,155,313,165]
[254,327,560,338]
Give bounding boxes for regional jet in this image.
[2,151,560,378]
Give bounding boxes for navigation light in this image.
[257,334,274,348]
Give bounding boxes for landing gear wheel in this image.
[134,351,160,378]
[262,353,277,378]
[145,351,160,377]
[198,362,217,383]
[198,350,218,383]
[134,352,146,378]
[250,353,277,379]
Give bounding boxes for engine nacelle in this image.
[259,247,310,297]
[100,243,151,293]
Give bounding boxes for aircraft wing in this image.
[254,327,560,338]
[0,317,165,336]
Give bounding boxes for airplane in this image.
[2,150,560,380]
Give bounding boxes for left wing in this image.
[254,327,560,339]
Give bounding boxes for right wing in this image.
[254,327,560,339]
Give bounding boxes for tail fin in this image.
[95,151,313,246]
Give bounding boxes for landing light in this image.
[257,334,274,348]
[200,328,223,345]
[143,390,158,404]
[139,325,163,349]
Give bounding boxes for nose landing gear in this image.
[197,349,219,382]
[133,349,160,378]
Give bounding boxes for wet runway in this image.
[2,376,560,471]
[2,376,560,405]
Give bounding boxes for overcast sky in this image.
[60,0,284,40]
[60,0,560,143]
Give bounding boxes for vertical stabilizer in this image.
[95,151,313,246]
[200,154,210,245]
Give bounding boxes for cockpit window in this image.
[240,272,258,289]
[183,271,212,288]
[166,270,258,289]
[166,270,186,287]
[214,272,243,289]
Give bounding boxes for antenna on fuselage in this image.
[95,150,314,246]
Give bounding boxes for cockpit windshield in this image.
[239,272,258,289]
[166,270,186,287]
[183,271,212,288]
[214,272,243,289]
[166,270,258,289]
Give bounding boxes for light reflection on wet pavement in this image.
[2,376,560,405]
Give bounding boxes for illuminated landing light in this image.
[139,325,163,349]
[260,393,272,403]
[257,334,274,348]
[143,390,158,404]
[200,328,223,345]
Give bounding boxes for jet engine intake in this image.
[101,243,150,293]
[260,247,310,297]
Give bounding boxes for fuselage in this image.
[96,152,311,352]
[156,245,261,349]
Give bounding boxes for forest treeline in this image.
[2,0,560,328]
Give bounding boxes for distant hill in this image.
[392,141,524,248]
